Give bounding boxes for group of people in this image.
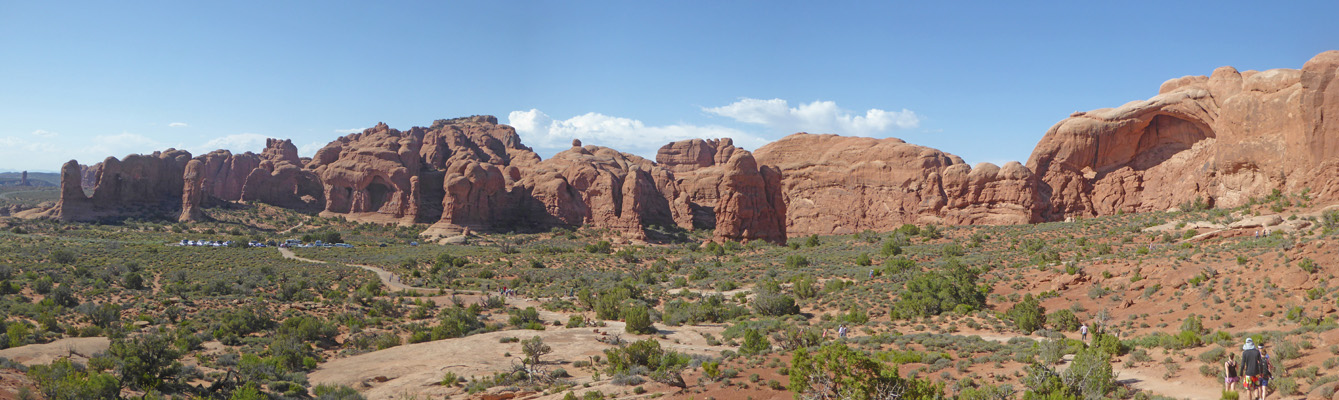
[1225,338,1273,400]
[821,325,850,339]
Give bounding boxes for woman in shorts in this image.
[1224,352,1239,392]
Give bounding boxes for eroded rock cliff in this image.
[1028,50,1339,219]
[755,134,1042,236]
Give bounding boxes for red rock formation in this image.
[755,133,1042,236]
[19,171,28,186]
[45,150,193,221]
[657,138,787,243]
[48,160,92,220]
[1028,50,1339,219]
[179,159,207,222]
[518,145,689,238]
[196,150,261,202]
[712,151,788,243]
[238,139,323,211]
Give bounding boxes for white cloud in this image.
[191,133,270,155]
[31,129,57,137]
[703,98,919,136]
[334,128,363,134]
[168,122,189,128]
[507,109,768,159]
[299,142,326,157]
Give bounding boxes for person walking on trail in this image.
[1224,352,1239,393]
[1080,323,1089,342]
[1259,344,1273,399]
[1240,338,1264,400]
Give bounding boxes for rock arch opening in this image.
[1129,114,1213,171]
[366,177,392,212]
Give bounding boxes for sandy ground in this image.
[0,337,109,367]
[278,247,439,295]
[285,240,1245,399]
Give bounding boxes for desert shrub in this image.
[80,303,121,329]
[1090,332,1127,356]
[1198,347,1225,364]
[784,255,810,269]
[752,289,799,317]
[1274,377,1299,396]
[1021,348,1115,399]
[582,240,612,254]
[881,241,902,257]
[522,336,552,365]
[604,339,689,387]
[1003,294,1046,333]
[435,306,484,339]
[278,315,338,343]
[108,332,183,390]
[1181,314,1204,335]
[1299,258,1318,273]
[793,275,818,299]
[662,296,748,326]
[49,249,76,265]
[740,329,771,355]
[890,261,985,319]
[772,326,823,351]
[122,272,144,290]
[1047,309,1080,332]
[941,243,965,257]
[789,343,943,400]
[623,305,655,334]
[510,307,543,329]
[27,358,119,400]
[855,253,872,266]
[883,257,916,275]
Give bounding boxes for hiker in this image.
[1240,338,1264,400]
[1259,344,1272,399]
[1224,352,1239,393]
[1080,323,1089,342]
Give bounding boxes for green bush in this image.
[585,241,612,254]
[740,329,771,355]
[784,255,810,269]
[752,290,799,317]
[623,305,655,334]
[1003,294,1046,333]
[1299,258,1318,273]
[108,332,183,390]
[604,339,689,387]
[1090,332,1127,356]
[1046,309,1080,332]
[890,261,985,319]
[27,358,119,400]
[789,343,942,400]
[880,241,902,257]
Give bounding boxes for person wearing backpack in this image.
[1239,338,1264,400]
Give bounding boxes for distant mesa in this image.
[17,51,1339,242]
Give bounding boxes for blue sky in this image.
[2,1,1336,171]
